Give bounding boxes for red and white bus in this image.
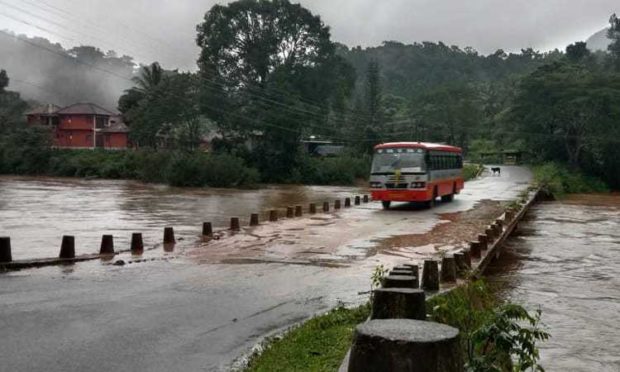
[369,142,464,209]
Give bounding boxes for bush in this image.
[533,162,609,197]
[295,154,371,186]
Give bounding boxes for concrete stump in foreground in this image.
[295,205,303,217]
[348,319,462,372]
[383,275,419,289]
[371,288,426,320]
[469,241,481,259]
[421,260,439,291]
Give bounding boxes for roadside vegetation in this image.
[533,162,609,198]
[246,270,549,372]
[463,163,484,181]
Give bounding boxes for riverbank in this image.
[1,148,483,189]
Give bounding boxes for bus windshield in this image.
[371,148,426,174]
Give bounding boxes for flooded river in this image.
[487,194,620,372]
[0,176,363,260]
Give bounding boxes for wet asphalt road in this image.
[0,166,531,371]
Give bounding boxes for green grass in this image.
[245,304,371,372]
[463,163,483,181]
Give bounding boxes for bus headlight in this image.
[410,182,426,189]
[370,182,382,189]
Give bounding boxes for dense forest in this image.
[1,0,619,189]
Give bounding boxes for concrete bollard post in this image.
[309,203,317,214]
[440,256,457,283]
[478,234,488,251]
[250,213,259,226]
[99,235,114,255]
[334,200,341,209]
[485,226,495,241]
[469,241,482,259]
[371,288,426,320]
[348,319,462,372]
[453,253,468,277]
[230,217,240,231]
[462,248,472,268]
[323,202,330,212]
[286,206,294,218]
[269,210,278,222]
[402,264,419,279]
[163,227,176,244]
[345,197,351,207]
[295,205,303,217]
[382,275,419,289]
[421,260,439,291]
[390,269,414,277]
[496,222,503,235]
[0,237,12,263]
[355,196,361,205]
[363,195,369,203]
[130,233,144,254]
[202,222,213,237]
[496,219,504,229]
[505,210,513,222]
[59,235,75,259]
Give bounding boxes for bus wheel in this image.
[441,194,454,202]
[427,188,438,209]
[381,201,391,209]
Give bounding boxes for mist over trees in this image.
[0,32,134,109]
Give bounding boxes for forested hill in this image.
[0,32,133,109]
[337,41,560,98]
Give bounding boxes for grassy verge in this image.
[246,280,548,372]
[245,304,370,372]
[463,163,483,181]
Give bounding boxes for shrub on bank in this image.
[294,154,371,185]
[533,162,609,197]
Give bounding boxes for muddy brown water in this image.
[0,176,363,260]
[486,194,620,372]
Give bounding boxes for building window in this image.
[95,116,107,129]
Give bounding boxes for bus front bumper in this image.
[370,189,432,202]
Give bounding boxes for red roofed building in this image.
[26,103,129,149]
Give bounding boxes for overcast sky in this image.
[1,0,618,70]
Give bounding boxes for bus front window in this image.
[371,148,426,174]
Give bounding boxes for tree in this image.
[196,0,352,178]
[511,62,620,169]
[362,60,384,152]
[608,13,620,69]
[132,62,165,94]
[124,72,206,150]
[566,42,591,63]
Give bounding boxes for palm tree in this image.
[132,62,164,94]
